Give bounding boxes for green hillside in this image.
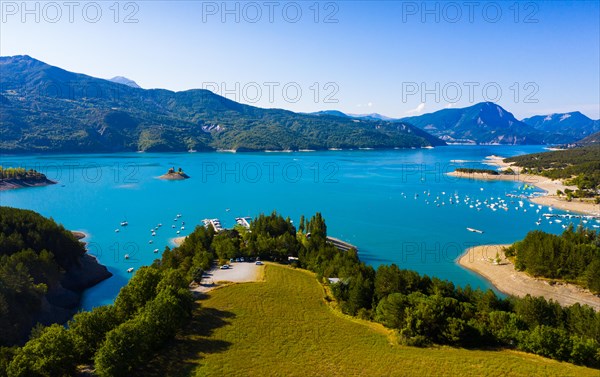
[0,56,444,153]
[143,264,598,377]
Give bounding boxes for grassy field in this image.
[143,264,599,377]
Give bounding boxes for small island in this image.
[0,167,56,191]
[158,166,190,180]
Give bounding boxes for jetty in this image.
[327,236,358,252]
[306,233,357,252]
[202,218,224,233]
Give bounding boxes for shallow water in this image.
[1,145,588,310]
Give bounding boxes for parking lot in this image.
[192,262,264,292]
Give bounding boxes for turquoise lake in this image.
[1,145,591,310]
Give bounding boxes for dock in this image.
[202,218,224,233]
[235,217,252,229]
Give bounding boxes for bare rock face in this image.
[62,254,113,291]
[30,254,112,339]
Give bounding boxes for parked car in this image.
[220,264,230,269]
[255,261,263,265]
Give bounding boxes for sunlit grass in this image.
[144,264,599,377]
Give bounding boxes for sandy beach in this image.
[458,245,600,311]
[171,236,186,246]
[448,155,600,215]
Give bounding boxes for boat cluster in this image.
[114,213,190,273]
[402,190,600,230]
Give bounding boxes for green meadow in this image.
[144,264,599,377]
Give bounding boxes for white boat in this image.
[172,225,175,228]
[124,254,129,259]
[152,232,156,236]
[153,248,159,253]
[149,240,153,244]
[120,221,128,226]
[115,229,120,233]
[176,230,180,234]
[158,223,163,227]
[466,227,484,234]
[127,267,134,273]
[181,226,185,230]
[176,214,182,218]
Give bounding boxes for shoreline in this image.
[0,178,57,191]
[158,173,190,181]
[458,245,600,311]
[71,231,88,240]
[448,155,600,215]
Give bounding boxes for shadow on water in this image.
[138,302,235,377]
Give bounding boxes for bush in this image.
[7,325,76,377]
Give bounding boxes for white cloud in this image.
[368,102,373,107]
[405,103,425,114]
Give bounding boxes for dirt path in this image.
[458,245,600,311]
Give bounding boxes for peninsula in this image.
[0,167,56,191]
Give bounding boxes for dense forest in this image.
[505,226,600,293]
[505,145,600,199]
[2,211,599,376]
[0,207,111,347]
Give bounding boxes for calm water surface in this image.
[2,145,589,310]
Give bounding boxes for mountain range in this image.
[522,112,600,144]
[315,105,599,145]
[1,55,597,153]
[0,55,443,153]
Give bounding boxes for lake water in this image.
[1,145,589,310]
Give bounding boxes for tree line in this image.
[505,225,600,293]
[0,168,47,181]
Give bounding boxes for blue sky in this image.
[1,0,599,119]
